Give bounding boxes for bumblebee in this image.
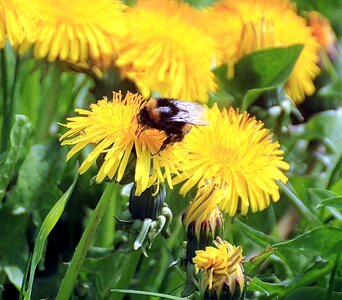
[138,98,208,150]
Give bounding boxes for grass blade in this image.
[24,168,78,300]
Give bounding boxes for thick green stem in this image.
[56,182,117,300]
[8,54,20,129]
[94,185,118,248]
[1,48,9,152]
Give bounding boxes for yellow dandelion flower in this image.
[193,237,244,297]
[116,0,217,103]
[183,183,225,240]
[307,11,338,59]
[173,104,289,216]
[60,91,181,195]
[25,0,126,63]
[201,0,320,103]
[0,0,37,48]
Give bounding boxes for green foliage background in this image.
[0,0,342,299]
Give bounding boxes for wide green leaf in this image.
[0,115,34,201]
[285,287,342,300]
[0,209,29,289]
[248,259,334,297]
[274,226,342,274]
[8,140,67,226]
[217,45,303,110]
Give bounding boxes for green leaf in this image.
[24,168,78,300]
[309,188,342,217]
[81,253,126,299]
[248,259,334,297]
[226,45,303,109]
[285,287,342,300]
[309,188,339,201]
[274,226,342,274]
[234,219,279,247]
[0,209,29,289]
[110,289,186,300]
[243,246,277,278]
[8,140,67,226]
[0,115,34,201]
[247,277,284,296]
[279,181,322,228]
[317,197,342,209]
[304,109,342,154]
[318,79,342,102]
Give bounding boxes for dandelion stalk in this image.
[94,186,118,248]
[36,64,61,142]
[1,47,9,152]
[56,182,117,300]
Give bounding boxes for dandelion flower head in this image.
[26,0,126,63]
[202,0,320,103]
[60,91,181,195]
[0,0,37,48]
[193,237,244,297]
[173,104,289,216]
[116,0,217,103]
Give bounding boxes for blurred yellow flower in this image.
[60,91,181,195]
[202,0,320,103]
[307,11,338,59]
[116,0,217,103]
[0,0,37,48]
[193,237,244,297]
[173,104,289,216]
[25,0,126,63]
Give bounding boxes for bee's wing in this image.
[168,100,209,125]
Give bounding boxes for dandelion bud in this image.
[129,184,166,220]
[182,183,225,264]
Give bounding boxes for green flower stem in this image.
[35,64,61,143]
[56,182,117,300]
[8,54,20,130]
[1,48,9,152]
[278,181,322,228]
[94,185,118,248]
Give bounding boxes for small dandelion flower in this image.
[173,104,289,216]
[193,237,244,298]
[60,91,181,195]
[0,0,37,48]
[116,0,217,103]
[201,0,320,103]
[25,0,126,63]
